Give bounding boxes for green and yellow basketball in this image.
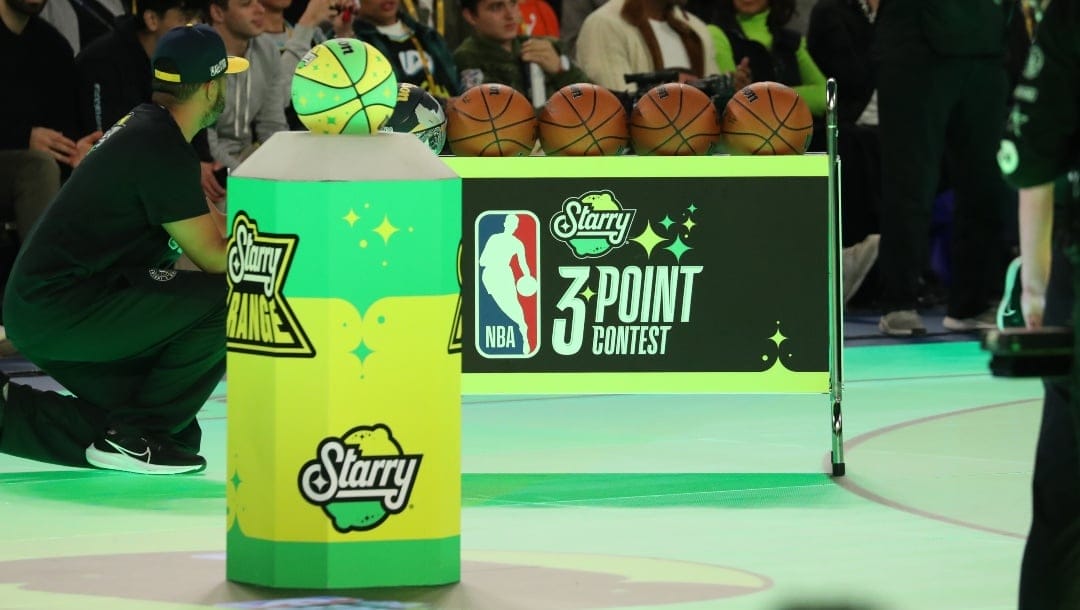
[291,38,398,135]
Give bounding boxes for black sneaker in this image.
[86,428,206,475]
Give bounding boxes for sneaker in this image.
[879,309,927,336]
[943,307,998,332]
[997,257,1024,329]
[86,428,206,475]
[843,234,880,305]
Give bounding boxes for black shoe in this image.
[85,428,206,475]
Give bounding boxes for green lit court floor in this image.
[0,340,1043,610]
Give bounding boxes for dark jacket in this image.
[721,23,801,87]
[74,16,149,136]
[874,0,1014,62]
[453,35,589,100]
[807,0,876,123]
[0,16,78,149]
[355,11,462,98]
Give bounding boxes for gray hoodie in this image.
[208,34,289,169]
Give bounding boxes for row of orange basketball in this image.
[444,81,814,157]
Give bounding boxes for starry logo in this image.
[549,190,636,259]
[298,425,422,533]
[226,212,315,357]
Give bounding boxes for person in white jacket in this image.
[205,0,288,202]
[576,0,736,94]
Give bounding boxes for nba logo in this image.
[475,211,540,358]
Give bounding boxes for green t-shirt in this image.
[6,103,205,317]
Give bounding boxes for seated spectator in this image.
[74,0,205,135]
[453,0,589,104]
[260,0,354,128]
[705,0,826,118]
[206,0,288,201]
[519,0,559,37]
[575,0,734,94]
[559,0,604,59]
[2,0,100,241]
[355,0,460,102]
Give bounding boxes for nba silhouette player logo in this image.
[475,211,540,358]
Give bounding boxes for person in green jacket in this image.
[453,0,590,107]
[702,0,826,117]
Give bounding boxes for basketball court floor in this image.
[0,312,1044,610]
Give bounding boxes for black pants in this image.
[0,268,226,467]
[876,56,1010,318]
[1019,244,1080,609]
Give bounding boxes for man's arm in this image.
[163,200,229,274]
[1018,182,1054,328]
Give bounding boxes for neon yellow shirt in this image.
[709,10,826,117]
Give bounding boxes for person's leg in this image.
[0,269,225,467]
[0,150,61,241]
[876,59,954,333]
[943,57,1010,321]
[1020,241,1079,609]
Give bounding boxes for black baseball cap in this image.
[152,24,249,84]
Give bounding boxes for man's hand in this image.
[201,161,227,205]
[70,131,103,167]
[29,127,77,165]
[733,57,752,90]
[298,0,340,28]
[330,0,358,36]
[520,38,562,75]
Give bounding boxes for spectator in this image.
[74,0,205,136]
[206,0,288,201]
[705,0,825,117]
[875,0,1013,336]
[453,0,588,104]
[355,0,460,102]
[2,0,101,241]
[260,0,354,128]
[575,0,729,94]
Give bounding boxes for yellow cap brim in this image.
[226,56,249,74]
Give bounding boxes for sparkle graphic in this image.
[683,217,697,233]
[664,235,692,262]
[631,222,667,259]
[359,239,369,248]
[687,203,698,214]
[343,209,360,227]
[328,116,337,125]
[374,214,399,244]
[659,215,676,231]
[580,286,596,301]
[230,471,242,490]
[297,96,308,107]
[352,339,375,364]
[317,91,325,99]
[770,328,786,346]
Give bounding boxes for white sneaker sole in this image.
[86,446,205,475]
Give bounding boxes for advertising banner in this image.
[448,156,831,395]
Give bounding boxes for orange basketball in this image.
[721,81,814,155]
[538,83,629,155]
[446,84,537,156]
[629,83,720,155]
